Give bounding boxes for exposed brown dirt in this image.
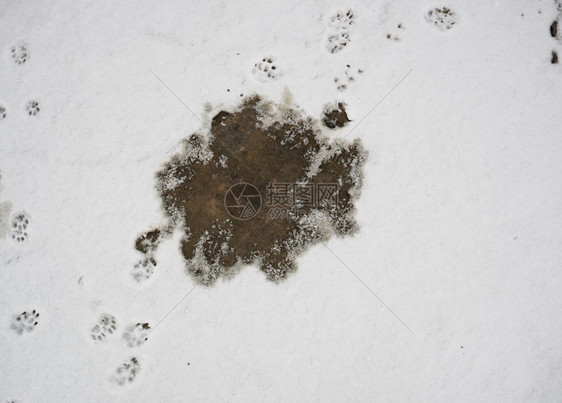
[323,102,351,129]
[136,96,366,285]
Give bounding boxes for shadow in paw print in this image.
[11,310,39,334]
[91,314,117,342]
[0,106,6,120]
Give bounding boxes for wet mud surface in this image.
[136,96,366,285]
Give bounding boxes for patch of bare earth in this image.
[136,96,366,285]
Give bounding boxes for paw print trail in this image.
[326,9,354,53]
[10,212,30,243]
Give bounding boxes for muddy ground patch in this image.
[136,96,366,285]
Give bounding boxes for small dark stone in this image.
[552,51,559,64]
[551,20,558,38]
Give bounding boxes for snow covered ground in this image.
[1,0,562,401]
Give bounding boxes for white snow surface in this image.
[1,0,562,401]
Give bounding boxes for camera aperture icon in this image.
[224,182,262,220]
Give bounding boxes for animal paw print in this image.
[26,100,40,117]
[10,42,29,65]
[111,357,140,386]
[132,257,156,282]
[11,310,39,334]
[425,7,457,30]
[326,9,354,53]
[0,106,6,121]
[386,23,405,41]
[327,31,350,54]
[252,57,280,81]
[123,323,151,348]
[91,314,117,342]
[334,65,364,91]
[10,212,30,243]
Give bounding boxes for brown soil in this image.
[323,102,351,129]
[553,50,559,64]
[551,20,558,38]
[136,96,366,285]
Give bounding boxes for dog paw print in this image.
[425,7,457,30]
[10,42,29,65]
[0,106,6,121]
[549,13,560,63]
[132,257,156,282]
[11,310,39,334]
[386,22,405,41]
[326,9,354,53]
[10,212,30,243]
[252,57,280,81]
[91,314,117,342]
[330,9,354,29]
[111,357,140,386]
[327,31,351,53]
[334,65,364,91]
[26,100,40,117]
[123,323,151,348]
